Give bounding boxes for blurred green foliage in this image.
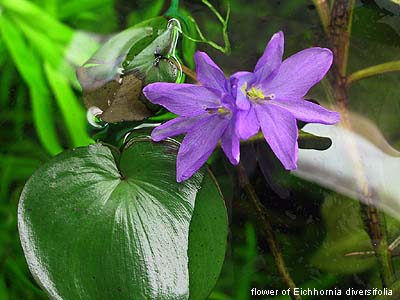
[0,0,400,299]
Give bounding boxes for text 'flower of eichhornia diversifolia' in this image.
[143,31,340,182]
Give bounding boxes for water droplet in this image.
[87,106,108,128]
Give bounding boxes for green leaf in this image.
[19,138,227,300]
[0,273,8,300]
[311,195,376,274]
[124,18,181,85]
[165,9,197,69]
[188,171,227,300]
[44,63,92,147]
[127,0,166,26]
[0,0,74,44]
[0,14,62,155]
[77,18,166,90]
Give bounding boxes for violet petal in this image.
[143,83,221,116]
[264,47,333,99]
[230,71,254,110]
[236,107,260,139]
[151,115,205,142]
[176,115,229,182]
[194,51,228,93]
[255,103,298,170]
[270,99,340,124]
[254,31,284,83]
[221,120,240,165]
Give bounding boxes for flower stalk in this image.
[237,163,301,300]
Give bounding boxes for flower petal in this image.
[151,115,206,142]
[264,48,333,99]
[221,121,240,165]
[194,51,228,93]
[236,107,259,140]
[254,31,284,82]
[255,104,298,170]
[177,115,229,182]
[143,83,221,116]
[270,99,340,124]
[230,71,254,110]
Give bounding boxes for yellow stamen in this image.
[217,107,231,115]
[241,82,275,102]
[247,86,265,101]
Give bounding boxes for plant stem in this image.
[360,204,394,287]
[313,0,331,33]
[181,64,198,82]
[347,60,400,83]
[237,163,301,300]
[327,0,395,287]
[328,0,355,106]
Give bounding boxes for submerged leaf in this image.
[311,195,375,274]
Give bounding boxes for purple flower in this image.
[143,52,239,182]
[232,31,340,170]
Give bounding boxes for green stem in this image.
[360,205,394,287]
[347,60,400,83]
[237,163,301,300]
[179,0,231,54]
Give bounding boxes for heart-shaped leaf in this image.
[18,138,227,300]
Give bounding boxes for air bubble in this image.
[87,106,108,128]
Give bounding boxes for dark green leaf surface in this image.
[18,139,227,300]
[188,172,228,300]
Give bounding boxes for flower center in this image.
[241,82,275,102]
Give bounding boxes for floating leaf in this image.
[19,137,227,300]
